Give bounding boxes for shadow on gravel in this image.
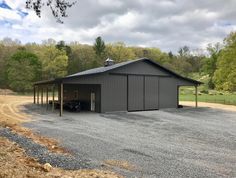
[100,112,162,123]
[0,127,90,170]
[22,103,54,115]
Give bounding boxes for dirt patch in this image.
[0,95,31,124]
[180,101,236,112]
[0,136,123,178]
[0,89,16,95]
[0,95,68,154]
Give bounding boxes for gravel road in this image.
[23,105,236,177]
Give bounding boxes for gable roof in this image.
[65,58,202,85]
[66,59,136,78]
[35,58,202,85]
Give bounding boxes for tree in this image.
[0,42,20,88]
[213,32,236,91]
[93,37,106,59]
[178,46,190,57]
[69,44,98,74]
[168,51,174,59]
[201,43,221,89]
[0,37,21,46]
[39,46,68,79]
[175,46,193,76]
[105,42,135,62]
[7,50,41,92]
[25,0,77,23]
[56,40,72,56]
[42,38,57,45]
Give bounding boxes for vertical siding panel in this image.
[145,76,159,110]
[101,75,127,112]
[128,75,144,111]
[159,77,178,108]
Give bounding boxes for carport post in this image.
[60,83,63,117]
[41,87,43,106]
[52,85,55,112]
[37,86,39,105]
[33,85,36,104]
[46,86,48,110]
[195,85,198,108]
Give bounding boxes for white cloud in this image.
[0,7,21,21]
[3,0,25,9]
[0,0,236,52]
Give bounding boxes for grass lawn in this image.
[180,94,236,105]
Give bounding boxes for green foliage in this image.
[201,43,221,89]
[105,42,135,62]
[93,36,106,58]
[56,40,72,56]
[0,41,20,88]
[7,50,41,92]
[213,32,236,92]
[68,44,96,74]
[39,46,68,79]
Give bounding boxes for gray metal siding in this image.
[144,76,159,110]
[101,75,127,112]
[128,75,144,111]
[63,74,127,113]
[62,63,186,112]
[159,77,178,108]
[112,61,169,76]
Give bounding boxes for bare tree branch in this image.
[26,0,77,23]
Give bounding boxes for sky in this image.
[0,0,236,52]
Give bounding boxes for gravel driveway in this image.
[24,105,236,178]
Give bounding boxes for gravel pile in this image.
[0,127,90,170]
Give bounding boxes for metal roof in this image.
[66,59,136,78]
[35,58,202,85]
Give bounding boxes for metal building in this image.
[34,58,202,116]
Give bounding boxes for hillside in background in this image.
[0,32,236,94]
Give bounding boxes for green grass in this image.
[180,94,236,105]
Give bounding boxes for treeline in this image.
[0,32,236,92]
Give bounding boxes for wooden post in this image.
[46,86,48,110]
[41,87,43,106]
[52,85,55,112]
[177,86,179,108]
[37,86,39,105]
[33,85,36,104]
[60,83,63,116]
[195,85,198,108]
[58,84,60,103]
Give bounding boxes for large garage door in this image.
[128,75,144,111]
[144,76,159,110]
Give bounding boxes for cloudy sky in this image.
[0,0,236,52]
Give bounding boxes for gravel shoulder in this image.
[0,127,90,170]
